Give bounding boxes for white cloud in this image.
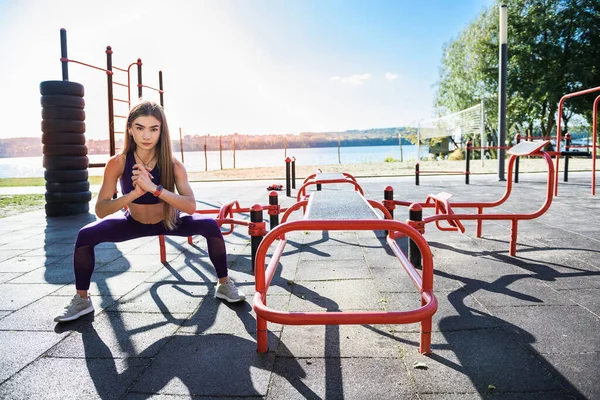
[330,73,372,85]
[385,72,398,80]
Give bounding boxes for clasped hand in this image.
[131,163,155,196]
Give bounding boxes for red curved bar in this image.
[61,58,113,75]
[593,95,599,195]
[419,150,554,256]
[555,86,600,195]
[253,219,437,355]
[297,177,364,201]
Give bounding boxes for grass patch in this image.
[0,176,102,187]
[0,194,46,218]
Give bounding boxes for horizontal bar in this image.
[253,295,437,325]
[89,163,106,168]
[61,58,113,75]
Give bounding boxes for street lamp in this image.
[498,3,508,181]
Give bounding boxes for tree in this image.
[435,0,600,145]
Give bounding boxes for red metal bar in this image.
[418,151,554,256]
[253,219,437,354]
[61,57,113,75]
[555,86,600,195]
[593,95,599,195]
[297,177,364,200]
[367,200,393,220]
[140,84,162,92]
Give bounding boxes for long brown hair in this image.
[121,100,178,230]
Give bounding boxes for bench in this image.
[304,190,379,220]
[253,186,438,355]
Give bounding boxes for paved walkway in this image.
[0,172,599,399]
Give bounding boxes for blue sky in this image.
[0,0,494,140]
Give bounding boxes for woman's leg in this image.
[164,214,245,302]
[74,214,164,293]
[162,214,228,279]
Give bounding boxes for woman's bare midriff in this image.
[127,202,164,224]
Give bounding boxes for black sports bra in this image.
[119,151,162,205]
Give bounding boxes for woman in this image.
[54,100,244,323]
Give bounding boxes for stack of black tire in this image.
[40,81,92,217]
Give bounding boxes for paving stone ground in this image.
[0,171,598,399]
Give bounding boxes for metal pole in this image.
[60,28,68,81]
[269,192,279,229]
[179,127,184,163]
[498,4,508,181]
[564,133,571,182]
[384,186,394,237]
[137,58,143,99]
[285,157,291,197]
[250,205,264,272]
[408,204,423,268]
[514,133,520,183]
[465,140,471,185]
[159,70,164,107]
[415,163,420,186]
[204,135,208,171]
[398,131,403,162]
[106,46,115,157]
[480,99,485,166]
[417,123,421,161]
[291,157,296,189]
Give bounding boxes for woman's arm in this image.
[138,159,196,214]
[95,155,142,218]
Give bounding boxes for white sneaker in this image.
[215,277,246,303]
[54,294,94,322]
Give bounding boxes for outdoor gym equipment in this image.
[153,191,284,267]
[252,182,438,355]
[296,171,363,201]
[554,86,600,196]
[384,140,555,258]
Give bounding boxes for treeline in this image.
[0,127,413,157]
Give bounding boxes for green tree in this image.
[435,0,600,146]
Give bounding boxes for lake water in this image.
[0,144,426,178]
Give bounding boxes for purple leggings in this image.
[74,212,228,290]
